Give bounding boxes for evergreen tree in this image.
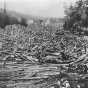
[64,0,88,33]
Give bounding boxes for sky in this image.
[0,0,77,18]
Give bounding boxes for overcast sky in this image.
[0,0,77,18]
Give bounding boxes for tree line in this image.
[0,12,27,28]
[64,0,88,35]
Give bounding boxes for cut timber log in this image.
[12,76,48,82]
[70,54,88,64]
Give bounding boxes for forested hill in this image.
[0,9,64,29]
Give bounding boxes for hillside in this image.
[0,9,64,24]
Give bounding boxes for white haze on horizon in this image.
[0,0,77,18]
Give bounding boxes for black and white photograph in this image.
[0,0,88,88]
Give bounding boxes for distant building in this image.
[27,20,34,25]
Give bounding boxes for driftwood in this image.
[2,54,38,67]
[70,54,88,64]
